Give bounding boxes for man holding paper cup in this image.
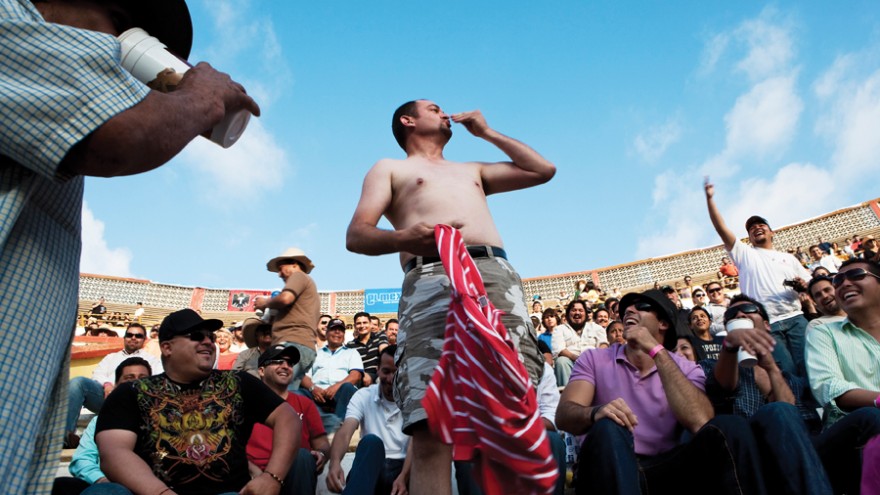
[706,294,831,494]
[0,1,258,493]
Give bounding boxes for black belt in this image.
[403,245,507,274]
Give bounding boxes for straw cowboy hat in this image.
[266,247,315,274]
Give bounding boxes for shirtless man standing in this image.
[346,100,555,494]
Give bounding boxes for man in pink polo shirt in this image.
[556,289,766,494]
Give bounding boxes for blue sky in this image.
[81,1,880,292]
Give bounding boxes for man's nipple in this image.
[416,178,424,185]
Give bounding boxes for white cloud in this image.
[724,75,802,158]
[80,202,133,277]
[733,8,796,81]
[698,33,729,76]
[813,53,880,181]
[633,117,682,163]
[178,117,288,199]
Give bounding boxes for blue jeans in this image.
[299,382,358,420]
[454,429,566,495]
[577,416,766,494]
[283,448,317,495]
[344,434,404,495]
[770,314,808,377]
[749,402,832,494]
[283,342,316,392]
[66,377,104,433]
[813,407,880,495]
[554,356,575,387]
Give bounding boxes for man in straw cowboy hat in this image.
[0,0,260,492]
[255,248,320,390]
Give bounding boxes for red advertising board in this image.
[227,290,272,312]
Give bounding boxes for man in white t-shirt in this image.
[704,180,812,377]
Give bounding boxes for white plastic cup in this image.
[725,318,758,368]
[117,28,250,148]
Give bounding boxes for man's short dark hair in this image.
[593,308,609,319]
[320,314,332,321]
[392,100,419,151]
[354,311,371,322]
[384,318,398,330]
[380,344,397,361]
[566,300,587,319]
[115,357,152,383]
[808,276,834,299]
[839,257,880,276]
[369,316,380,324]
[126,322,146,333]
[726,294,770,323]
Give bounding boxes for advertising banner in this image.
[227,290,272,312]
[363,288,402,314]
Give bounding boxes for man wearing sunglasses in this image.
[95,309,300,495]
[65,323,162,448]
[704,281,728,336]
[705,180,812,378]
[706,295,830,494]
[805,259,880,494]
[248,344,330,495]
[557,289,764,494]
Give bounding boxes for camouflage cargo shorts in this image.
[393,254,544,433]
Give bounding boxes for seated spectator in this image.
[551,300,607,386]
[605,320,625,346]
[691,287,707,307]
[718,256,740,289]
[454,363,566,495]
[229,320,247,352]
[861,236,879,262]
[673,335,698,362]
[345,311,388,386]
[810,244,842,273]
[326,346,410,495]
[805,259,880,494]
[247,344,330,495]
[215,327,238,370]
[383,318,399,345]
[53,357,153,494]
[94,309,300,495]
[704,281,728,336]
[233,317,274,378]
[812,265,832,278]
[688,307,723,361]
[806,276,847,332]
[133,302,144,322]
[531,300,544,317]
[65,323,162,448]
[90,297,106,318]
[593,307,611,328]
[301,319,363,424]
[704,295,832,494]
[794,246,812,267]
[556,289,764,494]
[604,297,620,320]
[538,308,559,351]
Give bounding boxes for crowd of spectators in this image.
[58,226,880,494]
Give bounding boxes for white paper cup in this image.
[117,28,249,148]
[725,318,758,368]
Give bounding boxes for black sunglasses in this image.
[184,329,216,343]
[832,268,880,288]
[124,332,145,339]
[263,358,294,367]
[632,302,656,313]
[707,287,723,294]
[723,303,762,322]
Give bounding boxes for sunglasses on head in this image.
[723,303,762,323]
[124,332,145,339]
[832,268,880,288]
[184,329,216,343]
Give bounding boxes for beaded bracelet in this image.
[264,470,284,486]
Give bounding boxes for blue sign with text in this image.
[363,288,402,314]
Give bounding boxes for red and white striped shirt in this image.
[423,225,557,495]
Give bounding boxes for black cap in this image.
[660,285,675,294]
[618,290,679,350]
[159,309,223,342]
[745,215,771,232]
[258,344,301,367]
[326,318,346,331]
